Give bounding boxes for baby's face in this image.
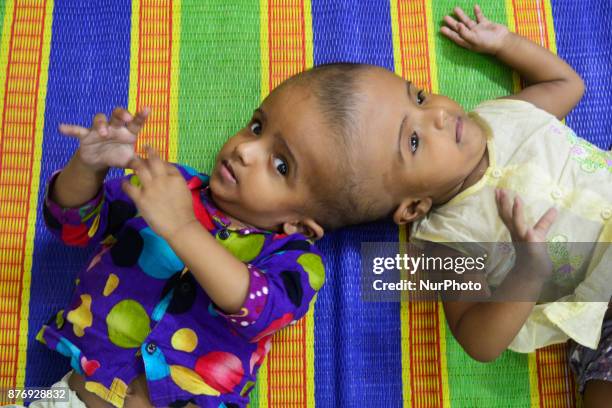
[209,82,336,235]
[353,67,488,217]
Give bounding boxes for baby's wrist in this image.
[164,217,200,243]
[75,148,109,174]
[493,31,518,57]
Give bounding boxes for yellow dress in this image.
[410,98,612,352]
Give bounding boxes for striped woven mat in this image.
[0,0,610,406]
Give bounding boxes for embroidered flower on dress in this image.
[566,129,612,173]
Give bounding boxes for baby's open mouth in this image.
[221,160,237,183]
[456,116,463,143]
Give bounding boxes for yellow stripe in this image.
[256,354,269,407]
[259,0,270,101]
[303,0,313,70]
[425,3,447,406]
[528,353,541,408]
[305,295,316,407]
[124,0,140,177]
[17,0,55,391]
[398,224,412,406]
[437,305,450,408]
[391,6,411,405]
[128,0,140,119]
[424,1,438,96]
[389,0,402,76]
[168,0,181,163]
[0,1,13,104]
[542,0,557,55]
[504,0,521,93]
[302,2,315,404]
[256,3,270,406]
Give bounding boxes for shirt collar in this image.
[187,175,273,236]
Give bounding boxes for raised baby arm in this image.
[443,189,557,361]
[441,5,584,120]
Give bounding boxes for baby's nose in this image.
[234,140,261,165]
[433,108,447,130]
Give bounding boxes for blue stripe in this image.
[551,0,612,150]
[26,0,131,387]
[311,2,402,407]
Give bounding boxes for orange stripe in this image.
[512,1,578,406]
[396,0,433,92]
[396,1,443,406]
[512,0,550,47]
[535,344,576,408]
[0,0,48,392]
[133,0,173,159]
[265,1,308,406]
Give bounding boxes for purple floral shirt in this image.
[37,164,325,408]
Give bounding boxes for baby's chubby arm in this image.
[121,149,250,315]
[441,5,584,120]
[442,190,558,362]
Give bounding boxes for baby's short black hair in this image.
[281,62,392,231]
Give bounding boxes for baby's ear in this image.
[392,197,432,225]
[282,218,325,240]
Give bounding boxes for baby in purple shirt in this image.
[37,64,384,408]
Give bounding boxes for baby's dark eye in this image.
[274,157,288,175]
[410,132,419,153]
[416,90,426,105]
[250,120,262,135]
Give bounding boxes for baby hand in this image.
[59,107,150,172]
[441,5,510,55]
[121,147,197,240]
[495,189,557,279]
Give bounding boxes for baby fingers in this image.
[533,207,558,237]
[109,107,133,129]
[128,156,153,185]
[126,107,151,135]
[58,124,89,139]
[440,25,473,49]
[474,5,487,23]
[496,189,528,240]
[441,14,479,49]
[92,113,108,136]
[143,146,167,176]
[453,7,477,29]
[121,178,142,205]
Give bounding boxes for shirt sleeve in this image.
[43,169,139,247]
[215,240,326,343]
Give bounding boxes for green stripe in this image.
[0,0,6,50]
[433,0,513,110]
[178,0,261,172]
[433,1,532,406]
[178,1,262,405]
[445,319,532,407]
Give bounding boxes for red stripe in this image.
[434,302,443,406]
[0,0,48,388]
[409,301,415,407]
[397,1,441,405]
[134,1,172,159]
[420,0,433,94]
[536,350,544,408]
[539,0,550,49]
